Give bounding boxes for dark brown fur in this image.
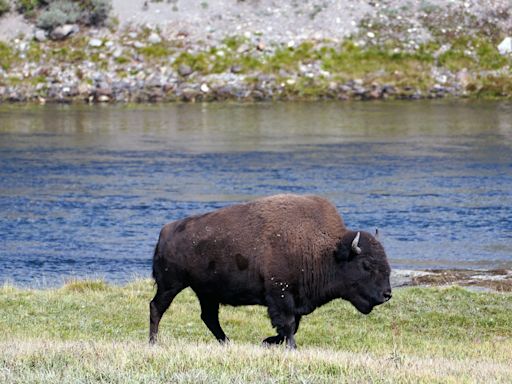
[150,194,391,348]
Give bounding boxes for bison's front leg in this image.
[262,315,302,346]
[197,293,229,343]
[265,292,297,349]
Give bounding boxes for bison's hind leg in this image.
[149,283,185,344]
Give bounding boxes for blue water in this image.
[1,101,511,286]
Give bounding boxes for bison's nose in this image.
[383,291,392,302]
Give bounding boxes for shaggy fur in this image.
[150,194,391,348]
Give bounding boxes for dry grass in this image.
[1,339,511,384]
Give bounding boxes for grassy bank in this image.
[1,32,512,103]
[1,280,511,383]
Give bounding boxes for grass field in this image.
[1,280,511,383]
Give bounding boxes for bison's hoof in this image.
[262,335,284,346]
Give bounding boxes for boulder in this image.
[89,38,103,48]
[178,64,193,77]
[148,33,162,44]
[33,29,47,42]
[498,37,512,55]
[50,24,79,41]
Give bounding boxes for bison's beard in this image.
[348,295,379,315]
[352,300,374,315]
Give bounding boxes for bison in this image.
[150,194,391,348]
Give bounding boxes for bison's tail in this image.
[152,240,161,284]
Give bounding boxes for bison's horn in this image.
[351,232,362,255]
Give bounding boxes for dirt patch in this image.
[411,269,512,292]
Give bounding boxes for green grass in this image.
[0,41,15,71]
[0,280,511,382]
[137,42,173,60]
[2,29,512,100]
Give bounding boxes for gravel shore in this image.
[0,0,511,103]
[392,268,512,292]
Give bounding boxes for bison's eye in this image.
[362,261,371,272]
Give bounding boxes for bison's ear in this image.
[334,232,363,263]
[334,242,356,263]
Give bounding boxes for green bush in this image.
[0,41,15,70]
[0,0,10,16]
[36,0,80,30]
[16,0,46,13]
[21,0,112,28]
[81,0,111,26]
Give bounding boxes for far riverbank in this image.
[0,0,511,103]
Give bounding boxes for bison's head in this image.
[334,231,392,314]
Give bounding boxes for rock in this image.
[251,90,265,101]
[148,33,162,44]
[113,48,123,58]
[456,69,471,89]
[178,64,193,77]
[146,75,162,88]
[89,38,103,48]
[97,95,110,102]
[382,84,396,95]
[230,65,243,74]
[353,86,366,96]
[390,270,432,288]
[133,41,145,49]
[435,75,448,84]
[200,83,210,93]
[50,24,79,41]
[112,80,131,92]
[115,92,128,102]
[497,37,512,55]
[176,30,189,38]
[432,84,446,93]
[95,86,112,97]
[236,44,250,54]
[433,44,450,59]
[180,87,200,101]
[34,29,47,42]
[78,82,91,95]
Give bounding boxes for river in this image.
[1,100,511,286]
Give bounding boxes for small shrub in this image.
[0,41,15,70]
[25,0,112,28]
[138,43,172,59]
[81,0,112,26]
[16,0,46,13]
[0,0,10,16]
[36,0,80,30]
